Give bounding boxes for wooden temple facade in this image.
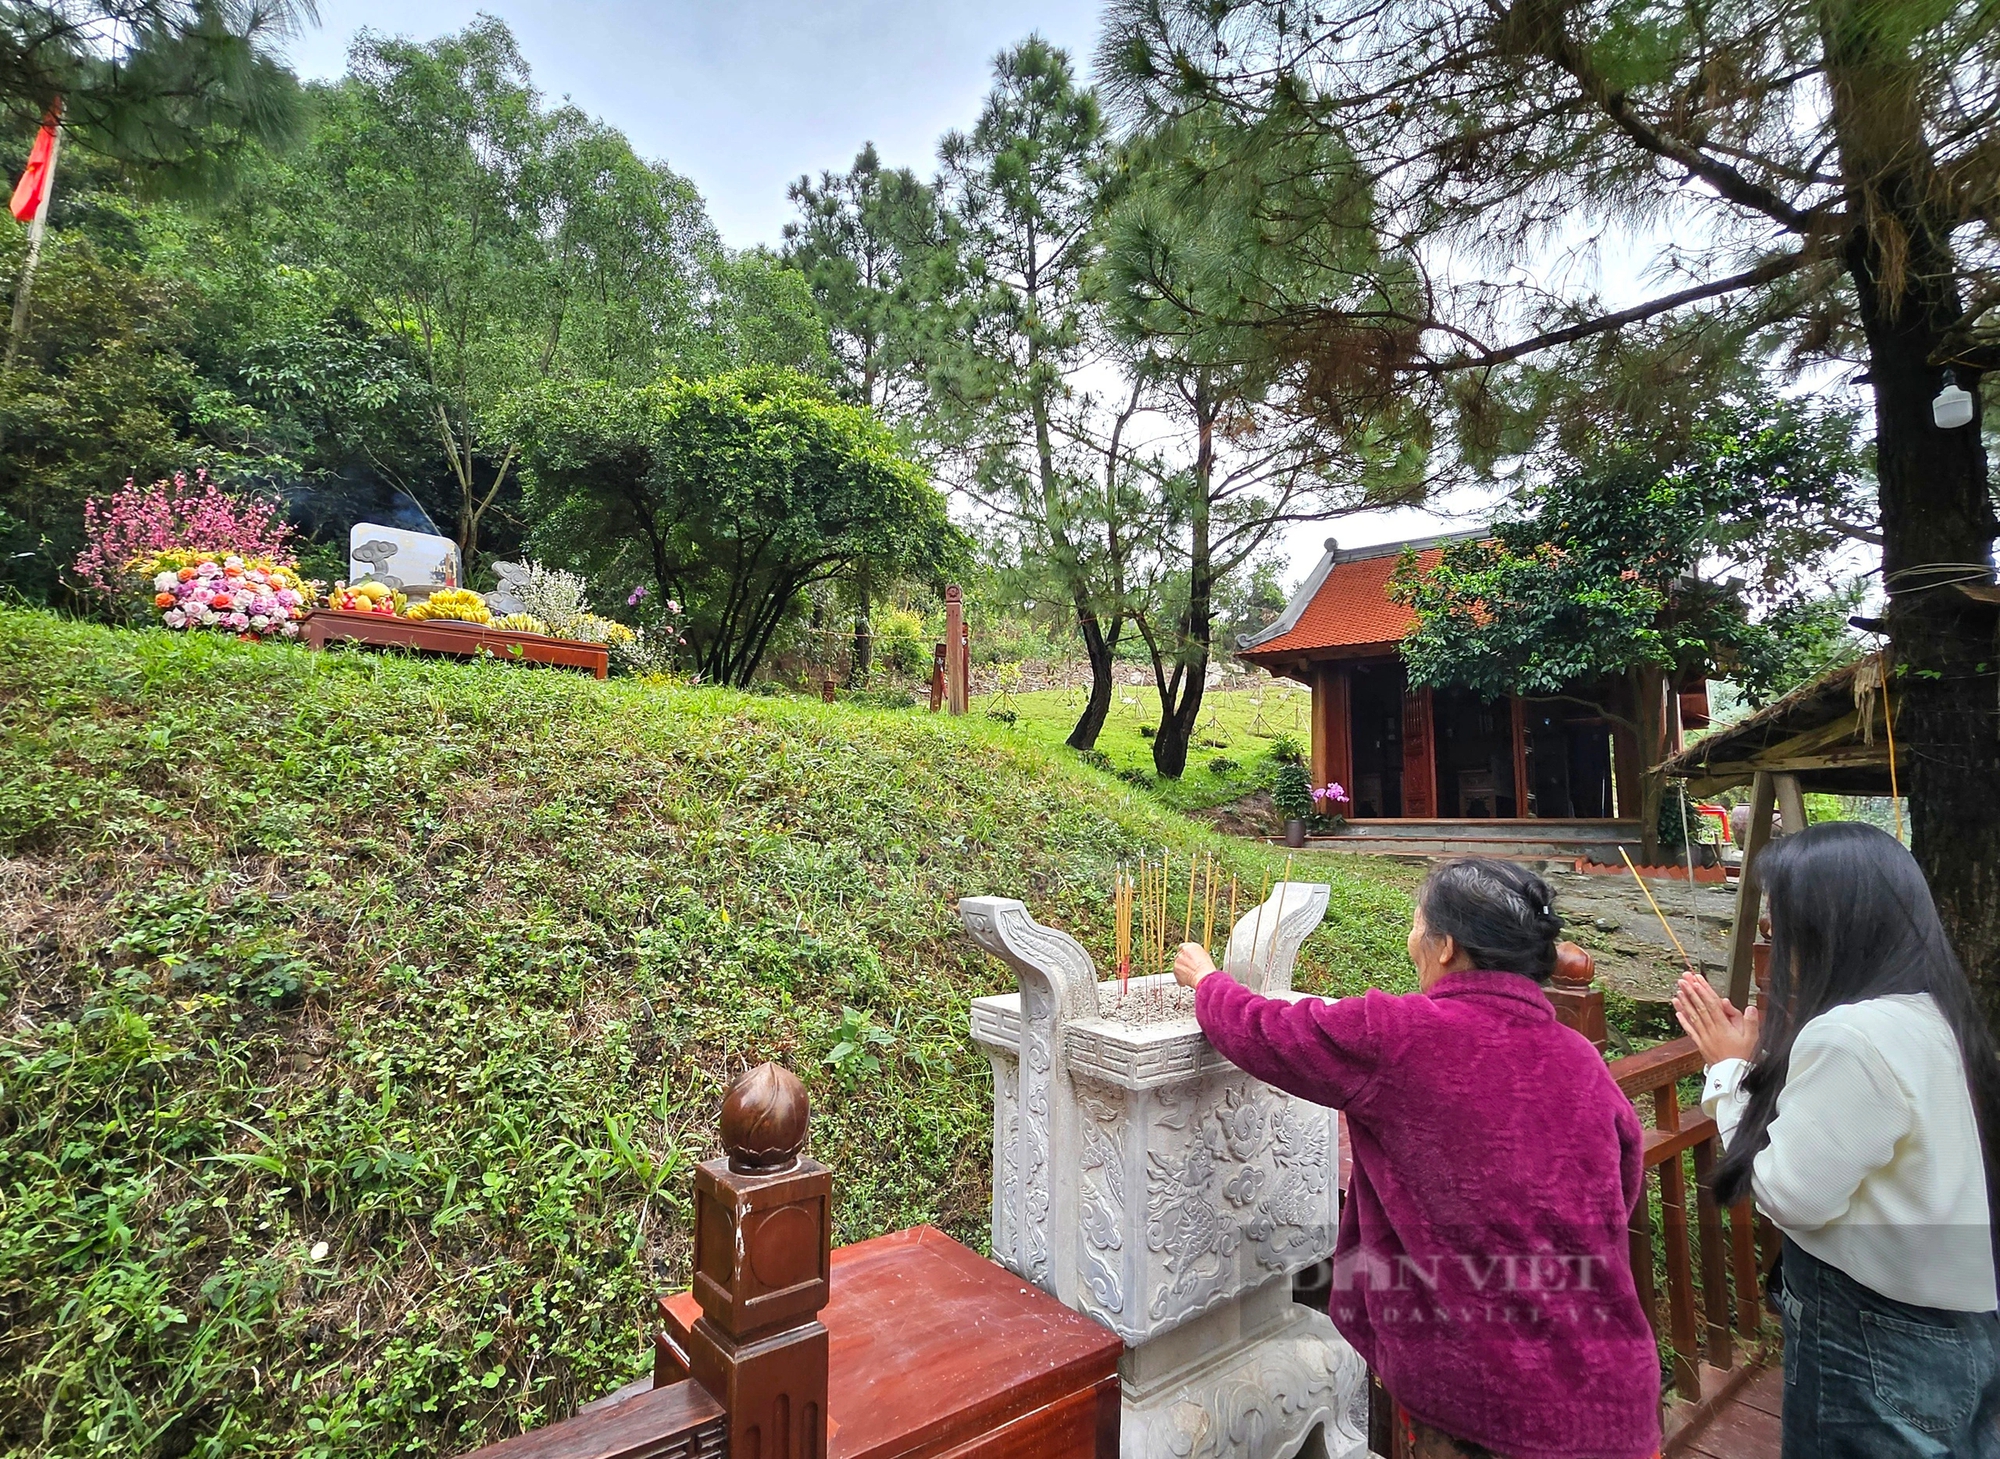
[1237,533,1708,827]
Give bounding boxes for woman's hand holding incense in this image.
[1174,942,1217,990]
[1673,972,1761,1066]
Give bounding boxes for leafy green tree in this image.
[1391,400,1868,859]
[0,224,197,599]
[934,37,1126,750]
[693,248,836,380]
[784,144,957,680]
[294,21,558,575]
[1104,0,2000,1010]
[538,118,719,387]
[512,369,968,686]
[292,19,742,575]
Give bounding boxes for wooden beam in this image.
[1682,741,1892,795]
[1725,772,1776,1008]
[1608,1035,1705,1098]
[1774,773,1808,834]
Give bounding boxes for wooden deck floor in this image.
[1673,1360,1783,1458]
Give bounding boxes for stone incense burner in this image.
[962,885,1367,1459]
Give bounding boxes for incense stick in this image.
[1183,854,1198,946]
[1201,852,1216,957]
[1263,853,1294,974]
[1248,867,1270,977]
[1116,865,1132,993]
[1620,847,1697,975]
[1227,876,1238,969]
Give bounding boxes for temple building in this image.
[1236,532,1708,826]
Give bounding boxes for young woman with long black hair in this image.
[1674,821,2000,1456]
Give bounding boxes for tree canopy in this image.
[513,369,969,687]
[1393,396,1870,854]
[1,0,312,185]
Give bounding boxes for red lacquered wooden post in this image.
[1654,1088,1702,1401]
[944,586,968,715]
[683,1063,832,1459]
[1692,1137,1734,1372]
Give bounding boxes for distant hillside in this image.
[0,610,1417,1458]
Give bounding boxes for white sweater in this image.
[1702,992,1996,1312]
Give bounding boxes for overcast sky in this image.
[280,1,1107,250]
[277,0,1495,581]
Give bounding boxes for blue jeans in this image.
[1777,1236,2000,1457]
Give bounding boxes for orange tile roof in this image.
[1242,547,1445,658]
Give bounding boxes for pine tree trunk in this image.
[1068,608,1116,751]
[1822,0,2000,1027]
[1152,667,1207,778]
[1152,380,1216,780]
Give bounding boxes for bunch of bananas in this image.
[405,587,493,625]
[494,612,549,635]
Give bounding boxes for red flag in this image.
[11,106,62,224]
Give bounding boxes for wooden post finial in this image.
[1551,940,1596,987]
[1547,940,1608,1052]
[720,1062,810,1174]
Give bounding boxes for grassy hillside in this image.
[971,679,1315,813]
[0,610,1418,1459]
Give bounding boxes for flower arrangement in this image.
[404,587,493,624]
[509,562,685,671]
[145,552,315,639]
[77,472,293,603]
[513,564,594,638]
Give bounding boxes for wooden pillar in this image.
[1774,772,1808,833]
[1724,772,1778,1008]
[1611,725,1642,822]
[1509,696,1531,819]
[1400,686,1436,818]
[1313,664,1353,792]
[681,1064,832,1459]
[944,586,969,715]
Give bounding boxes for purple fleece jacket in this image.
[1196,969,1659,1459]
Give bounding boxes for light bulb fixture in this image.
[1934,370,1976,430]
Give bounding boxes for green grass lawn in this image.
[976,675,1316,813]
[0,610,1415,1458]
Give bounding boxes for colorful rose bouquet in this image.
[144,552,316,640]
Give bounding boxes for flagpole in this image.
[7,110,62,370]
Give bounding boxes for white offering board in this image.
[348,524,460,600]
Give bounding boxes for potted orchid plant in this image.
[1311,780,1351,834]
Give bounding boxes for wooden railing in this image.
[457,1064,1125,1459]
[1606,1034,1773,1422]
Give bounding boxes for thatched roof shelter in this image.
[1659,653,1899,798]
